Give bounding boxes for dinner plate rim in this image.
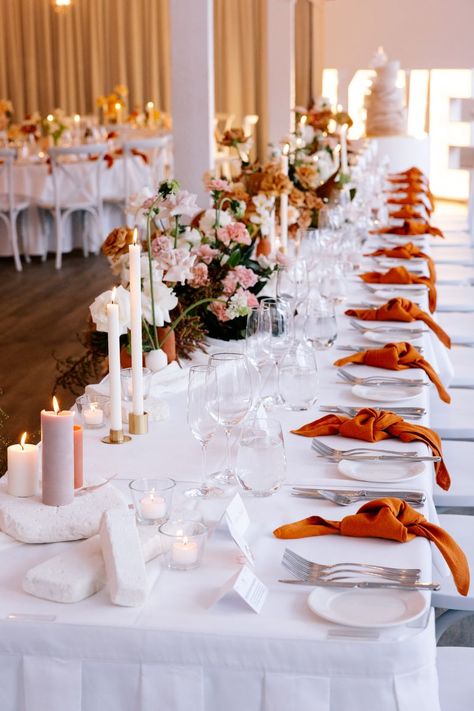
[337,458,425,483]
[351,383,424,402]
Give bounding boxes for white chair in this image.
[118,136,170,225]
[0,148,30,271]
[37,144,106,269]
[243,113,259,137]
[437,646,474,710]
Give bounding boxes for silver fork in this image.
[319,405,426,419]
[282,549,421,582]
[337,344,424,354]
[350,319,428,336]
[311,441,439,463]
[337,367,427,387]
[312,439,417,458]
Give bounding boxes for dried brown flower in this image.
[102,227,135,258]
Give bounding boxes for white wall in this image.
[324,0,474,73]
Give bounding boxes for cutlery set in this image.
[291,488,426,507]
[337,367,428,389]
[319,405,426,419]
[349,319,428,336]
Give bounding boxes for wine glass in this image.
[186,365,222,497]
[260,297,294,404]
[279,341,318,410]
[276,259,309,311]
[208,353,253,486]
[304,299,338,350]
[245,305,272,408]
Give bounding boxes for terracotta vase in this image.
[156,326,177,363]
[256,236,272,257]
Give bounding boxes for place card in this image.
[224,494,254,566]
[212,565,268,614]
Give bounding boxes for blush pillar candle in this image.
[107,289,123,433]
[41,398,74,506]
[74,425,84,489]
[129,228,144,416]
[7,432,38,497]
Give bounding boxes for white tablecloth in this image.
[0,233,454,709]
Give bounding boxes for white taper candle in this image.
[107,290,122,431]
[129,229,144,415]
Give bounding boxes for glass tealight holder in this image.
[75,394,105,429]
[129,477,176,526]
[120,368,153,402]
[158,519,208,571]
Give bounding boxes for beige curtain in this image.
[0,0,171,120]
[295,0,325,107]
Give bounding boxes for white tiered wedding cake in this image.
[365,47,407,137]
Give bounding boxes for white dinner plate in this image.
[337,458,425,483]
[352,383,424,402]
[364,329,423,344]
[307,587,429,628]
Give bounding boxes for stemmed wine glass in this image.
[260,297,294,405]
[245,305,272,408]
[208,352,253,486]
[185,365,222,498]
[276,259,309,312]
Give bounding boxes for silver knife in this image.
[319,405,426,416]
[278,579,440,591]
[313,455,440,462]
[292,488,426,503]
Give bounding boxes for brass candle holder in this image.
[128,412,149,435]
[101,428,132,445]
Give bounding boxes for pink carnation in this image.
[222,270,238,296]
[189,262,209,287]
[243,290,259,308]
[217,222,251,247]
[234,265,258,289]
[206,178,232,193]
[209,300,230,322]
[276,251,290,267]
[194,243,219,264]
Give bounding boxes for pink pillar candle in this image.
[74,425,84,490]
[41,409,75,506]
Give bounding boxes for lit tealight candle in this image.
[7,432,38,497]
[172,533,198,566]
[83,402,104,427]
[140,490,167,521]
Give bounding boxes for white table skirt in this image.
[0,231,452,710]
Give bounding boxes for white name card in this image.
[213,565,268,614]
[224,494,254,566]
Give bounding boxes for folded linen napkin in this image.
[387,196,432,215]
[373,220,443,239]
[389,167,428,182]
[389,206,425,220]
[344,298,451,348]
[388,184,434,200]
[366,241,436,281]
[359,266,436,312]
[273,497,469,595]
[291,407,450,491]
[86,362,187,401]
[333,342,450,403]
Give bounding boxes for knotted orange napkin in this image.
[387,196,432,215]
[345,297,450,348]
[333,342,451,403]
[291,407,450,490]
[374,220,443,239]
[273,497,469,595]
[389,167,427,181]
[389,206,424,220]
[389,185,434,201]
[359,266,436,312]
[366,242,436,281]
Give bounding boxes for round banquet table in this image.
[0,233,452,710]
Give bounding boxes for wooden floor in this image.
[0,250,112,472]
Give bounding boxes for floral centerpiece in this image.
[0,100,13,131]
[96,84,128,124]
[41,109,68,146]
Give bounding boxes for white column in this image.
[170,0,214,203]
[266,0,296,146]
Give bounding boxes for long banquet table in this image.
[0,230,453,710]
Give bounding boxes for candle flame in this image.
[183,536,189,546]
[132,226,138,245]
[20,432,27,449]
[90,402,97,412]
[111,286,117,304]
[300,114,307,126]
[282,143,290,156]
[47,114,54,122]
[146,101,154,109]
[176,529,183,538]
[114,102,121,111]
[52,396,60,414]
[73,114,80,122]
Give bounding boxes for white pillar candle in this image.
[83,402,104,426]
[7,432,38,497]
[172,535,198,566]
[107,289,123,432]
[340,125,348,174]
[41,397,74,507]
[280,193,288,251]
[140,493,167,520]
[129,229,144,416]
[146,101,155,128]
[115,102,122,124]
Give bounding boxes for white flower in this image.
[287,205,300,226]
[315,150,336,183]
[89,285,131,335]
[314,96,331,111]
[198,208,232,236]
[126,187,155,228]
[177,227,202,248]
[141,279,178,326]
[163,249,196,284]
[257,255,272,269]
[252,194,274,212]
[226,291,251,319]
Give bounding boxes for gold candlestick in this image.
[101,428,132,445]
[128,412,149,435]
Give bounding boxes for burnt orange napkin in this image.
[366,242,436,281]
[389,206,424,220]
[389,184,434,201]
[345,297,450,348]
[387,196,432,215]
[359,266,436,312]
[291,407,450,491]
[374,220,443,239]
[389,167,428,181]
[334,342,450,403]
[273,497,469,595]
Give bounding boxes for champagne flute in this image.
[208,353,253,486]
[186,365,222,498]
